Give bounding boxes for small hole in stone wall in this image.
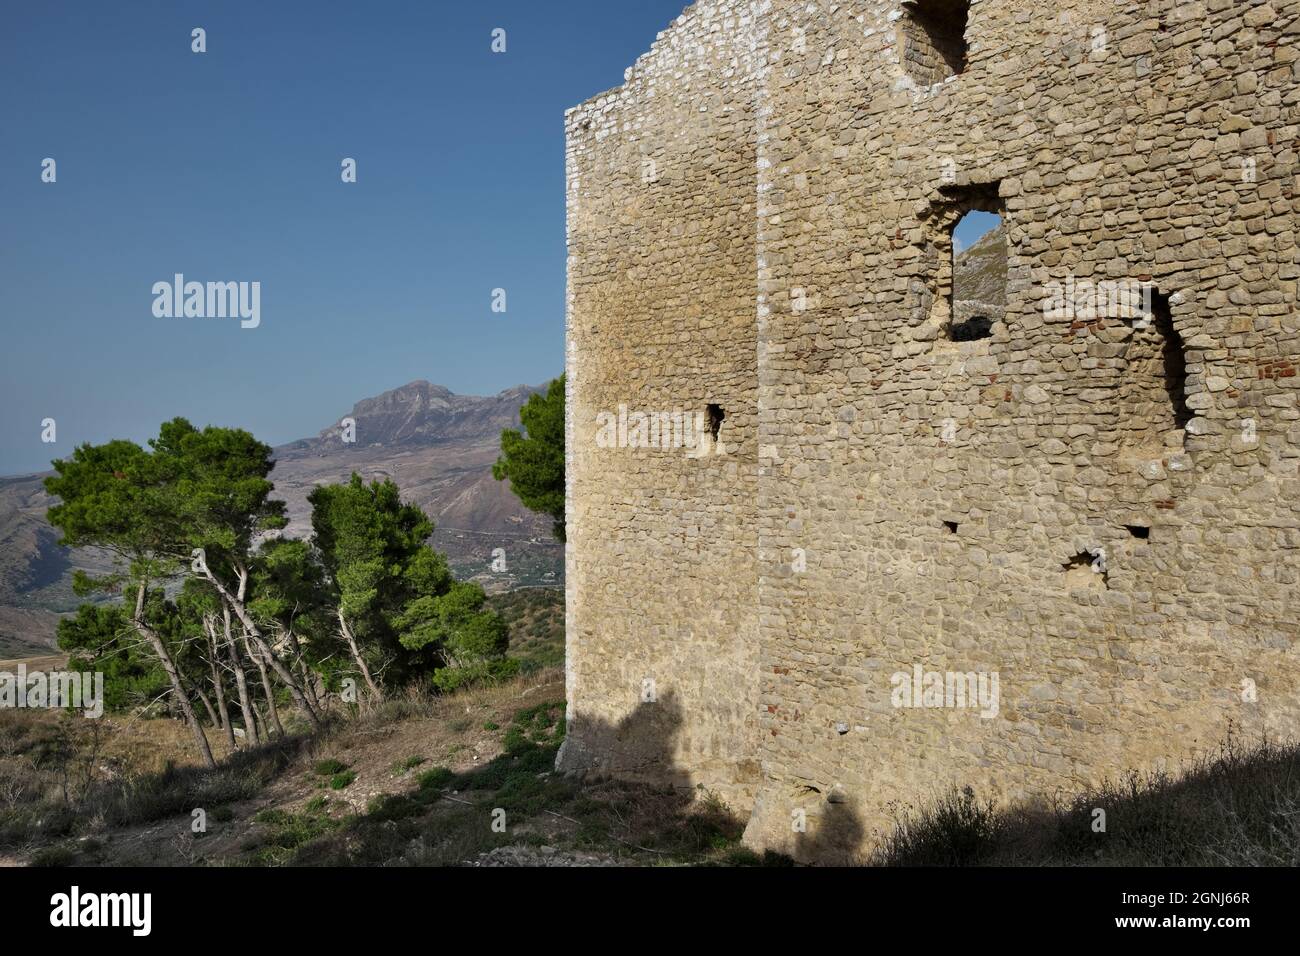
[950,315,992,342]
[943,520,959,534]
[900,0,970,85]
[706,404,725,442]
[1126,525,1150,539]
[1062,551,1109,590]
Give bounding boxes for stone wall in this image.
[559,0,768,803]
[566,0,1300,862]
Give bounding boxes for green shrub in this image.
[249,806,341,865]
[365,794,423,822]
[502,700,565,753]
[432,658,521,694]
[417,766,455,791]
[313,758,347,777]
[30,845,77,867]
[329,770,357,790]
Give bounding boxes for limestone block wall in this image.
[749,0,1300,859]
[559,0,769,804]
[567,0,1300,862]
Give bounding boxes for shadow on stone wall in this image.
[557,690,692,790]
[561,695,869,865]
[793,793,867,866]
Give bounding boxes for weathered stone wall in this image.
[567,0,1300,861]
[559,0,768,803]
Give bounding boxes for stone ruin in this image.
[559,0,1300,861]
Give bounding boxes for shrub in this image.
[872,786,1003,866]
[30,845,77,868]
[870,739,1300,866]
[417,767,455,791]
[248,805,340,865]
[432,658,521,694]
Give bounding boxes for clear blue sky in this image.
[954,211,1001,253]
[0,0,688,475]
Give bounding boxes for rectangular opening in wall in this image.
[901,0,970,85]
[948,188,1005,342]
[706,404,725,443]
[1153,292,1192,432]
[1118,288,1191,455]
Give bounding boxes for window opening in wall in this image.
[1153,293,1191,432]
[1125,524,1151,540]
[900,0,970,86]
[943,520,959,534]
[706,404,725,443]
[949,204,1004,342]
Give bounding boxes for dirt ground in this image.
[0,669,686,867]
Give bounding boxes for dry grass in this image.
[0,667,755,867]
[9,661,1296,867]
[871,737,1300,866]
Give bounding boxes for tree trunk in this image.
[299,658,320,710]
[246,622,321,730]
[284,627,322,711]
[251,700,267,743]
[198,560,323,731]
[192,681,220,730]
[205,615,237,750]
[338,611,383,700]
[131,583,216,769]
[225,608,260,747]
[245,634,285,737]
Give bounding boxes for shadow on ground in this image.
[266,690,797,866]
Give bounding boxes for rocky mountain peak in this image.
[277,382,543,456]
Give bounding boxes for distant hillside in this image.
[0,474,118,657]
[954,222,1008,320]
[0,382,563,655]
[272,381,562,594]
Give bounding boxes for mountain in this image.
[271,381,560,588]
[954,222,1008,311]
[0,474,120,658]
[0,382,562,657]
[282,382,541,452]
